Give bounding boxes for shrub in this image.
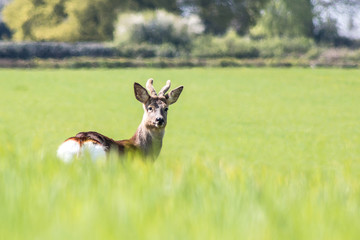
[193,31,259,58]
[219,30,259,58]
[192,35,226,58]
[192,31,316,59]
[156,43,179,58]
[0,42,117,59]
[114,10,204,49]
[256,37,315,58]
[220,59,241,67]
[348,49,360,61]
[304,47,323,60]
[118,43,157,58]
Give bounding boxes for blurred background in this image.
[0,0,359,67]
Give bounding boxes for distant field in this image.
[0,68,359,239]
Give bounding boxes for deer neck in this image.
[131,122,165,159]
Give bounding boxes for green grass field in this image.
[0,68,359,240]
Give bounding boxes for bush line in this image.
[0,57,359,68]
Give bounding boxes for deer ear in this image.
[166,86,183,105]
[134,83,150,103]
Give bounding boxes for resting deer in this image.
[57,79,183,162]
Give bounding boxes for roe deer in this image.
[57,79,183,162]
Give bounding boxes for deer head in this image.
[134,78,183,130]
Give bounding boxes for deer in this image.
[57,78,183,162]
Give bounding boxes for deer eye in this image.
[147,107,153,112]
[164,107,168,112]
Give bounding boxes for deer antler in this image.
[158,80,171,96]
[146,78,157,96]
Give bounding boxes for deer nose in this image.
[156,117,164,124]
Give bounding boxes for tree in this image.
[0,22,11,40]
[129,0,179,12]
[313,0,360,42]
[180,0,269,35]
[3,0,269,41]
[252,0,314,38]
[3,0,120,41]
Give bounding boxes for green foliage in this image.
[251,0,314,38]
[256,37,316,58]
[191,35,226,58]
[0,68,360,239]
[193,30,315,58]
[192,31,259,58]
[3,0,119,41]
[155,43,178,57]
[119,43,157,58]
[116,43,182,59]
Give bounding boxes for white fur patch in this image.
[57,140,106,163]
[57,139,81,163]
[82,141,107,160]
